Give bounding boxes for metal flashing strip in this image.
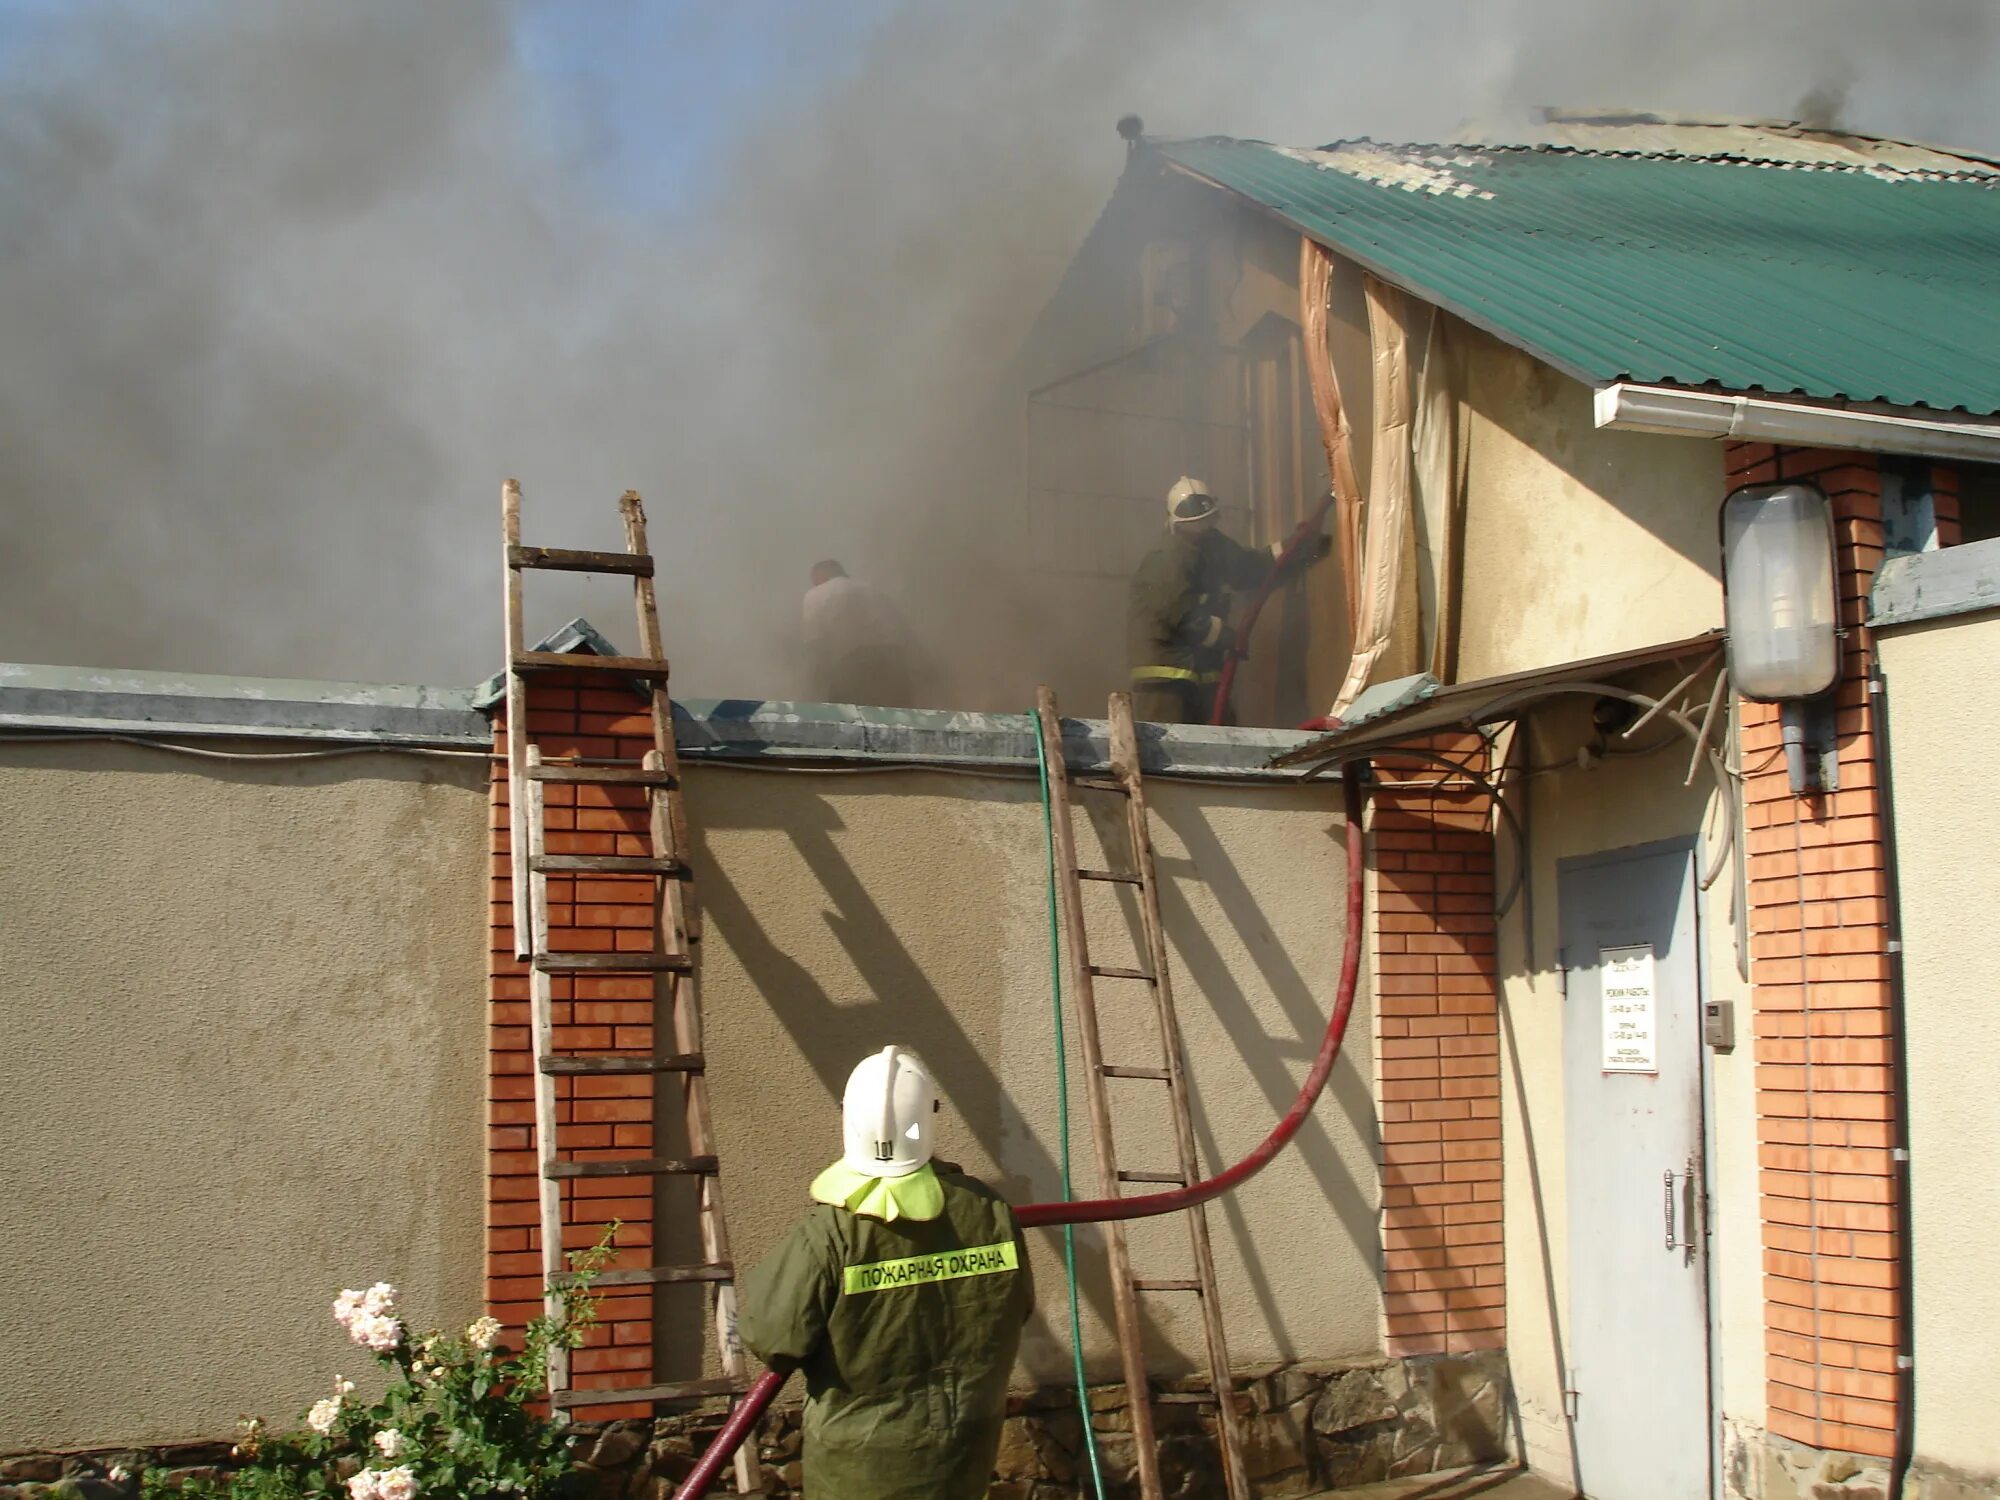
[1869,538,2000,628]
[672,699,1328,782]
[0,662,490,746]
[470,617,631,709]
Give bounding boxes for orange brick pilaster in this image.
[1729,443,1911,1459]
[488,672,667,1418]
[1371,734,1504,1357]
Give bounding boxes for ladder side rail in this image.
[618,490,751,1493]
[523,746,570,1396]
[1108,694,1251,1500]
[618,491,701,939]
[1035,688,1166,1500]
[502,480,531,955]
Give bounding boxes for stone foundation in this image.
[579,1352,1510,1500]
[0,1353,1510,1500]
[1724,1419,2000,1500]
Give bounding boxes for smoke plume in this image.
[1,0,1996,702]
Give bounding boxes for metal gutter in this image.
[0,662,490,746]
[1869,536,2000,628]
[1595,383,2000,463]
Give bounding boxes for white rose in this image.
[346,1473,379,1500]
[109,1466,131,1483]
[465,1315,503,1351]
[373,1465,420,1500]
[373,1429,406,1459]
[306,1396,342,1435]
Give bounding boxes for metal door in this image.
[1559,840,1712,1500]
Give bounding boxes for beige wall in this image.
[1877,612,2000,1479]
[685,764,1376,1385]
[1493,689,1754,1485]
[1457,326,1728,681]
[0,741,491,1451]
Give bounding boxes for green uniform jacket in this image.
[738,1169,1034,1500]
[1126,527,1271,684]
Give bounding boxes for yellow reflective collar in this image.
[1132,666,1222,684]
[809,1160,945,1223]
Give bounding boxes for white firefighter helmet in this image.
[841,1045,936,1179]
[1167,475,1220,525]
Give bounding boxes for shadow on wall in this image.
[680,775,1175,1377]
[1139,794,1379,1362]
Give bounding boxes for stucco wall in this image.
[1877,611,2000,1479]
[0,741,491,1452]
[1457,326,1728,681]
[684,764,1375,1386]
[1492,689,1753,1486]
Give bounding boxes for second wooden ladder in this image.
[1033,687,1250,1500]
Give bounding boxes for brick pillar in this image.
[1728,444,1902,1458]
[1371,734,1505,1357]
[489,671,666,1418]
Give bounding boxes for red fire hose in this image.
[1209,494,1338,726]
[673,771,1367,1499]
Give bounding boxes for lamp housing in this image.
[1720,482,1840,702]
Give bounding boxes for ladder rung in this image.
[526,765,678,787]
[1119,1170,1187,1185]
[1101,1066,1171,1081]
[1133,1278,1203,1293]
[1077,868,1142,885]
[545,1155,718,1180]
[529,854,688,876]
[513,650,672,680]
[508,544,654,577]
[552,1376,750,1410]
[1088,965,1155,982]
[535,951,692,973]
[554,1261,732,1289]
[1156,1390,1221,1405]
[1074,776,1128,794]
[541,1052,703,1076]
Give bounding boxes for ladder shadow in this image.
[1131,792,1381,1361]
[681,780,1179,1387]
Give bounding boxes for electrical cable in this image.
[0,731,491,762]
[1032,714,1110,1500]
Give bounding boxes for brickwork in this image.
[1368,735,1504,1357]
[1727,444,1909,1459]
[489,671,670,1420]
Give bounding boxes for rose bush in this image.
[141,1231,620,1498]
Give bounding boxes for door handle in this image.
[1664,1156,1698,1255]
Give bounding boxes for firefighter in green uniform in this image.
[1127,475,1327,724]
[739,1046,1033,1500]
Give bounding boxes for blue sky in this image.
[509,1,895,217]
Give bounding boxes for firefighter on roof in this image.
[738,1046,1033,1500]
[1126,475,1328,724]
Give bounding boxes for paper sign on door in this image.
[1600,945,1658,1074]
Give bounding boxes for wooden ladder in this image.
[501,482,758,1494]
[1032,687,1251,1500]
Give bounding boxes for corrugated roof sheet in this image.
[1159,132,2000,415]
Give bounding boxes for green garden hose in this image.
[1033,715,1109,1500]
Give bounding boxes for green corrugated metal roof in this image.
[1159,136,2000,415]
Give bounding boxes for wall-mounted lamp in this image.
[1721,481,1841,794]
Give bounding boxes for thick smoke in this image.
[1,0,1997,700]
